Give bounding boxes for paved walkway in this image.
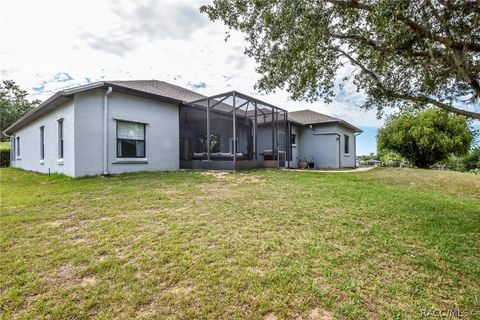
[283,166,376,173]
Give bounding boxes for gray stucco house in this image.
[4,80,361,177]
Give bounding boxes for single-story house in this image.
[3,80,361,177]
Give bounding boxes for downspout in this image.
[103,87,113,175]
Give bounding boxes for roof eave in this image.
[3,82,106,135]
[338,120,362,133]
[102,82,185,105]
[3,81,189,135]
[291,119,362,133]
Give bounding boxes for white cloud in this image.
[0,0,382,127]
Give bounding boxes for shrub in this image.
[446,147,480,172]
[0,148,10,167]
[377,108,474,168]
[469,168,480,175]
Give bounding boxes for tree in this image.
[447,147,480,171]
[0,80,40,141]
[377,108,474,168]
[201,1,480,119]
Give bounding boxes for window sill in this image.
[16,157,21,161]
[113,158,148,164]
[344,154,350,157]
[40,160,45,165]
[57,159,64,165]
[292,144,297,147]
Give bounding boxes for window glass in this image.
[58,119,64,159]
[40,126,45,160]
[118,122,145,140]
[117,121,146,158]
[344,134,350,154]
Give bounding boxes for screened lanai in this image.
[179,91,289,170]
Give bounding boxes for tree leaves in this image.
[0,80,39,141]
[377,108,474,168]
[201,0,480,119]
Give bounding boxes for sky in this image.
[1,0,477,155]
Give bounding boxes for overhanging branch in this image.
[333,47,480,119]
[327,0,480,52]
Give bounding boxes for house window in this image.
[117,121,146,158]
[16,136,20,157]
[58,119,64,159]
[344,134,350,154]
[40,126,45,160]
[291,133,297,145]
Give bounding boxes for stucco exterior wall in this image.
[294,123,357,168]
[10,101,75,176]
[74,89,180,176]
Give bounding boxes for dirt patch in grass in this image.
[201,171,232,179]
[80,276,97,287]
[308,307,333,319]
[45,263,92,289]
[201,171,265,183]
[264,312,277,320]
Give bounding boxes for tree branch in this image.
[333,47,480,119]
[395,94,480,119]
[327,0,480,52]
[330,33,444,59]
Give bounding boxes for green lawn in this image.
[0,168,479,319]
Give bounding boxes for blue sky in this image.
[1,0,478,156]
[356,128,378,155]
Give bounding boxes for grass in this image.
[0,168,479,319]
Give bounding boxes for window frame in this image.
[116,120,146,158]
[291,133,297,146]
[11,137,15,161]
[16,136,20,157]
[344,134,350,155]
[40,126,45,160]
[57,119,64,159]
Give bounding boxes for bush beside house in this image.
[0,142,10,167]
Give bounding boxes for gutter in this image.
[3,82,105,135]
[103,87,113,175]
[3,81,185,136]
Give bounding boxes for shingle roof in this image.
[105,80,206,102]
[4,80,361,135]
[4,80,209,134]
[288,109,362,132]
[288,109,340,125]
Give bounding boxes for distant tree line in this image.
[1,80,40,142]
